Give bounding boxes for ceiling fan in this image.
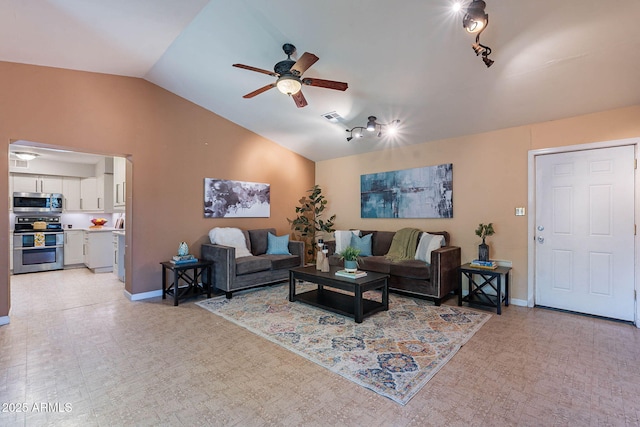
[232,43,348,108]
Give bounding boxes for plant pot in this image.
[344,260,358,273]
[478,243,489,262]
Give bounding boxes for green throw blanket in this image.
[385,228,421,262]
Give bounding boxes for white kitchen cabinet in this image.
[113,231,125,282]
[10,231,13,271]
[80,177,99,211]
[83,230,113,273]
[62,177,81,211]
[113,157,126,209]
[13,174,63,194]
[64,230,84,265]
[9,174,13,211]
[80,174,113,212]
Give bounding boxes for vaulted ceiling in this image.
[1,0,639,161]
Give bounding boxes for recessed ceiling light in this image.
[14,152,39,161]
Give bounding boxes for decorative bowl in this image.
[91,218,108,226]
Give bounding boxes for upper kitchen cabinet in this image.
[62,177,81,211]
[113,157,126,210]
[78,158,114,212]
[80,176,99,210]
[13,174,63,194]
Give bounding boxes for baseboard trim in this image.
[0,315,10,326]
[123,289,163,301]
[509,298,528,307]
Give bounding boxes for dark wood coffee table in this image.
[289,265,389,323]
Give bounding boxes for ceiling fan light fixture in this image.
[276,75,302,95]
[14,152,39,161]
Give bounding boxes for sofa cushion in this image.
[266,233,291,255]
[209,227,252,258]
[415,232,445,263]
[235,255,271,275]
[248,228,276,255]
[370,231,395,256]
[389,260,432,280]
[335,230,360,254]
[358,256,392,274]
[350,233,372,256]
[265,254,301,270]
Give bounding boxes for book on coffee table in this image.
[335,269,367,279]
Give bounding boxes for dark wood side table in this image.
[160,260,213,306]
[458,263,511,315]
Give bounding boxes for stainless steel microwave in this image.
[13,192,63,213]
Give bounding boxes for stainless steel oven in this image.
[13,216,64,274]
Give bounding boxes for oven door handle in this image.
[15,245,64,250]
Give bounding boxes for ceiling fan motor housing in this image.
[274,59,296,76]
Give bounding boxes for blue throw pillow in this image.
[266,232,291,255]
[350,233,372,257]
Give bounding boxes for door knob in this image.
[537,236,544,243]
[537,225,545,231]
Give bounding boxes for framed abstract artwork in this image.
[361,164,453,218]
[204,178,270,218]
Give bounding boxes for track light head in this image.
[463,0,488,35]
[366,116,377,132]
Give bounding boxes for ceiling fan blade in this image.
[233,63,278,77]
[243,83,276,98]
[302,78,348,91]
[290,52,319,76]
[292,90,308,108]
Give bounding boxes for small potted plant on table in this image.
[340,246,361,273]
[475,223,495,261]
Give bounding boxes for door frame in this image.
[527,137,640,327]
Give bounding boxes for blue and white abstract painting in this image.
[361,164,453,218]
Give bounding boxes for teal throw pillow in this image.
[350,233,372,257]
[266,232,291,255]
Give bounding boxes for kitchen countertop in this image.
[112,230,125,236]
[78,227,118,232]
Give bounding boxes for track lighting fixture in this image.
[462,0,494,68]
[346,116,400,142]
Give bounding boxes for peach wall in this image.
[316,105,640,303]
[0,62,315,319]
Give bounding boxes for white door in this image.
[535,145,635,321]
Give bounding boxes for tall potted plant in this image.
[475,222,495,261]
[288,185,336,264]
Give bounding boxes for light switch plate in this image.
[515,207,526,216]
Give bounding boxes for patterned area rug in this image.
[196,283,491,405]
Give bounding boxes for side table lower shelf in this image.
[160,260,213,306]
[458,263,511,315]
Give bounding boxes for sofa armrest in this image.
[431,246,461,298]
[288,240,305,267]
[201,243,236,291]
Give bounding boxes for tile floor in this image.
[1,268,639,426]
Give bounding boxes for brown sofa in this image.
[201,228,304,299]
[326,230,460,305]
